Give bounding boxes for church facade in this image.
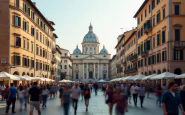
[71,24,111,81]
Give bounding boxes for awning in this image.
[175,73,185,79]
[0,72,20,80]
[150,72,177,80]
[142,74,157,80]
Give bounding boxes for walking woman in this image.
[83,84,91,112]
[42,86,49,108]
[113,87,126,115]
[18,85,25,111]
[24,85,29,110]
[155,84,162,106]
[62,85,71,115]
[105,83,114,115]
[180,85,185,111]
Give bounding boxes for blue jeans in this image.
[42,95,48,106]
[63,102,70,115]
[19,97,25,109]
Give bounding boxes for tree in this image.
[60,72,66,80]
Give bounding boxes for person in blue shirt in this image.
[5,83,17,114]
[162,82,185,115]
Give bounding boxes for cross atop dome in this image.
[89,23,93,32]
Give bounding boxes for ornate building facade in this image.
[71,24,111,81]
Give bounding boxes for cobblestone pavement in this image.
[0,91,174,115]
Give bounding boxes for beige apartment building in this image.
[0,0,58,80]
[134,0,185,76]
[60,48,72,80]
[110,55,117,79]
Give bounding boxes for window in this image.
[15,36,21,47]
[65,53,67,56]
[27,39,29,50]
[152,0,155,10]
[157,11,161,24]
[15,0,19,8]
[36,30,38,40]
[174,4,180,15]
[174,50,183,60]
[40,20,43,28]
[157,33,160,46]
[65,65,67,69]
[153,37,155,48]
[152,16,155,27]
[31,42,33,53]
[40,62,42,70]
[36,61,39,70]
[138,30,141,38]
[138,46,141,55]
[23,2,27,12]
[22,57,28,67]
[43,49,45,57]
[141,28,143,36]
[13,15,21,27]
[157,53,161,63]
[141,15,143,22]
[31,27,35,36]
[162,7,166,19]
[76,64,78,67]
[175,29,180,41]
[162,30,166,43]
[40,33,42,42]
[13,55,20,65]
[157,0,160,5]
[23,20,28,31]
[64,60,67,63]
[148,56,151,65]
[145,9,147,17]
[149,5,151,13]
[23,38,26,49]
[36,45,39,55]
[152,55,156,64]
[31,11,35,20]
[162,51,167,61]
[31,60,34,68]
[27,7,30,16]
[144,58,147,66]
[137,18,140,25]
[40,47,42,56]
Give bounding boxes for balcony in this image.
[173,41,185,49]
[141,50,148,57]
[129,54,138,62]
[52,48,56,54]
[124,67,138,74]
[144,20,152,34]
[116,64,121,68]
[51,58,57,64]
[50,68,55,75]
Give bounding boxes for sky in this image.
[32,0,144,57]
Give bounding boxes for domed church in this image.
[71,24,111,81]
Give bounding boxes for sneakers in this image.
[86,108,88,112]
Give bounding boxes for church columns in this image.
[93,63,95,79]
[98,63,99,79]
[87,63,89,79]
[83,63,84,79]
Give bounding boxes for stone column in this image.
[107,63,109,80]
[82,63,84,79]
[87,63,89,79]
[98,63,99,79]
[94,63,95,79]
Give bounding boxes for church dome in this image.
[83,23,99,43]
[100,46,108,54]
[73,45,81,54]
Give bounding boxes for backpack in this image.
[84,90,89,95]
[4,90,9,99]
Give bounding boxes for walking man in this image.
[162,82,185,115]
[71,83,81,115]
[138,84,146,108]
[28,82,42,115]
[93,83,99,96]
[5,83,17,114]
[131,83,139,106]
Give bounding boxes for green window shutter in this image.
[162,30,165,43]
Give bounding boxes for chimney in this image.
[33,2,36,6]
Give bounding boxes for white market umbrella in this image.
[175,73,185,79]
[98,79,105,82]
[0,72,20,80]
[150,72,177,80]
[126,75,138,81]
[142,74,157,80]
[59,80,69,83]
[14,75,27,81]
[22,75,33,81]
[133,74,146,80]
[31,77,42,81]
[122,76,131,81]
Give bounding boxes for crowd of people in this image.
[0,81,185,115]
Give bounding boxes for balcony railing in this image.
[52,48,56,54]
[144,20,152,34]
[173,41,185,48]
[124,67,138,74]
[129,54,138,62]
[141,50,148,57]
[51,58,57,64]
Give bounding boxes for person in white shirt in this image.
[0,85,5,101]
[131,83,139,106]
[18,86,25,111]
[71,83,81,115]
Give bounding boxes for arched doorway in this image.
[163,69,167,72]
[149,71,152,75]
[153,70,156,74]
[141,72,143,74]
[45,75,47,78]
[27,73,29,76]
[145,72,147,76]
[13,71,19,75]
[157,70,161,74]
[174,68,182,75]
[30,73,33,77]
[22,72,26,76]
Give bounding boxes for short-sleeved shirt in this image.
[162,91,181,114]
[9,87,17,98]
[28,87,41,101]
[71,87,81,99]
[138,87,145,96]
[63,91,71,103]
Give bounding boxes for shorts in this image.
[30,101,40,111]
